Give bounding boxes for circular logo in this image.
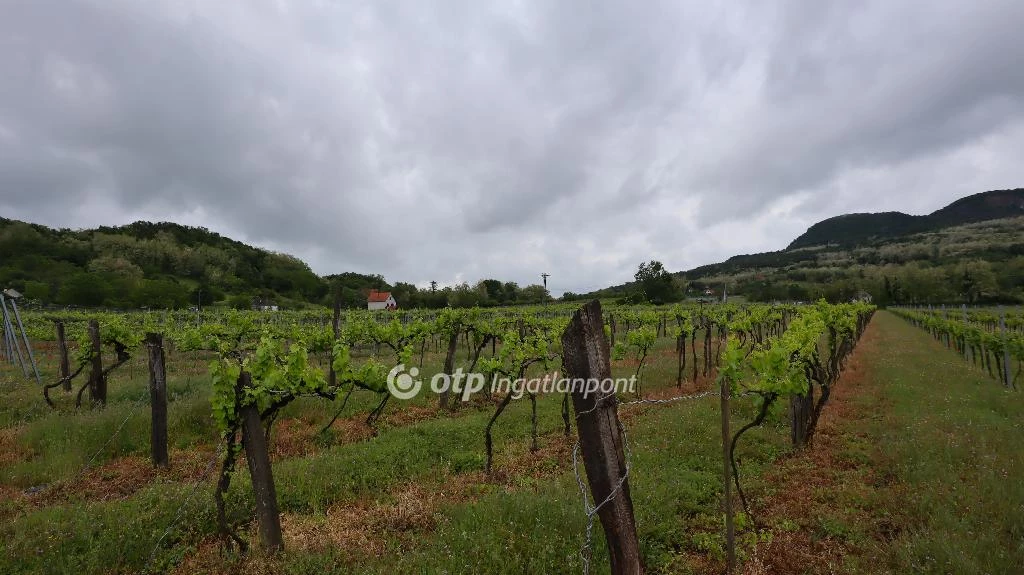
[386,364,422,400]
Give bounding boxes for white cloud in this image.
[1,0,1023,295]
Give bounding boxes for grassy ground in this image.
[867,311,1024,573]
[1,314,1021,574]
[3,329,778,574]
[741,311,1024,574]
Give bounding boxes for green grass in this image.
[2,316,1022,574]
[340,397,785,575]
[1,331,776,574]
[867,311,1024,574]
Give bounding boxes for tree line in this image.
[328,274,553,309]
[0,218,556,310]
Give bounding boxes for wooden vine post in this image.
[962,305,972,364]
[439,329,459,410]
[999,307,1012,389]
[789,384,812,449]
[56,321,71,391]
[675,326,685,387]
[146,333,169,468]
[239,371,284,551]
[561,300,643,575]
[87,319,105,405]
[719,370,736,572]
[941,305,949,348]
[328,295,342,388]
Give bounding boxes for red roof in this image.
[367,290,392,303]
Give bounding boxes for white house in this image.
[367,289,397,310]
[852,291,873,304]
[252,297,279,311]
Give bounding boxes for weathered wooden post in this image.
[87,319,105,405]
[720,367,736,572]
[1000,307,1012,389]
[676,328,686,387]
[239,371,284,551]
[691,330,699,383]
[703,322,713,377]
[146,333,169,468]
[439,329,459,410]
[962,305,972,364]
[56,321,71,391]
[328,296,341,388]
[789,383,813,449]
[561,300,642,575]
[941,305,950,348]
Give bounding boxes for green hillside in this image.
[585,188,1024,304]
[5,188,1021,309]
[0,218,331,309]
[0,218,552,310]
[787,188,1024,249]
[699,215,1024,304]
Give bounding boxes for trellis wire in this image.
[572,427,632,575]
[145,444,225,570]
[571,387,745,574]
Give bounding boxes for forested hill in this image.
[0,218,555,310]
[683,188,1024,304]
[583,188,1024,304]
[787,188,1024,249]
[0,218,333,309]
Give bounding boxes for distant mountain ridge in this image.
[582,188,1024,304]
[787,188,1024,249]
[3,188,1022,308]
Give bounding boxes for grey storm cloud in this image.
[2,0,1023,294]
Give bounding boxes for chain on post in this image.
[571,388,738,574]
[572,427,633,575]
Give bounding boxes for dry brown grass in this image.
[168,421,580,574]
[0,426,32,467]
[737,318,888,575]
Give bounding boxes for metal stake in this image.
[9,298,41,385]
[0,295,28,377]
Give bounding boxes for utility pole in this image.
[541,273,550,307]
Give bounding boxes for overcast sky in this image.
[2,1,1024,295]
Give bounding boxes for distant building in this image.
[367,289,397,310]
[252,297,279,311]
